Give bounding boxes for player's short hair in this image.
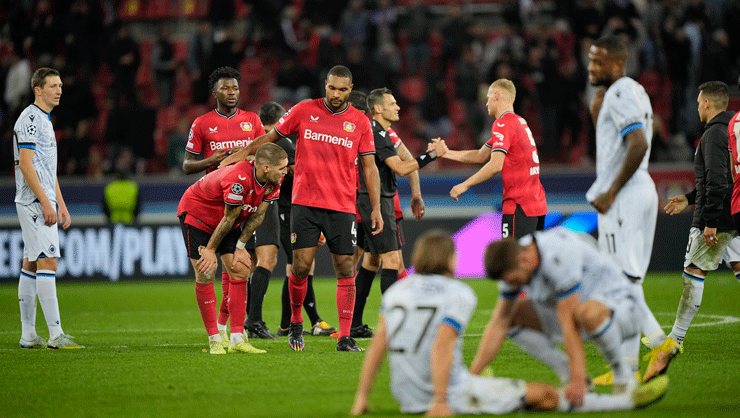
[698,81,729,111]
[348,90,369,114]
[412,230,455,276]
[327,65,353,83]
[367,88,392,114]
[593,36,628,62]
[490,79,516,101]
[258,101,286,126]
[255,143,288,166]
[208,66,241,91]
[31,67,60,90]
[484,239,520,280]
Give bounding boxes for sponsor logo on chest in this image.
[304,128,354,149]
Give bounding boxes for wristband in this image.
[416,151,437,169]
[236,240,246,250]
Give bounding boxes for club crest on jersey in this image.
[198,245,205,255]
[240,122,253,131]
[343,121,356,132]
[265,185,274,195]
[231,183,244,194]
[291,233,297,243]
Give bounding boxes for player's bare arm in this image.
[591,128,648,214]
[427,324,458,417]
[435,141,489,164]
[182,149,232,174]
[55,179,71,229]
[385,141,448,177]
[590,86,606,125]
[231,201,271,270]
[219,130,280,168]
[450,151,505,201]
[360,154,384,235]
[352,314,388,416]
[398,142,425,220]
[557,293,587,407]
[18,147,56,226]
[197,204,241,275]
[469,297,516,374]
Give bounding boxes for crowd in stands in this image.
[1,0,739,177]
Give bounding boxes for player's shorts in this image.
[178,213,241,259]
[397,219,404,249]
[279,208,293,263]
[291,204,357,255]
[451,374,527,415]
[501,204,545,239]
[721,235,740,267]
[597,181,658,279]
[358,194,398,255]
[356,212,365,251]
[684,227,737,271]
[17,202,60,261]
[247,202,279,250]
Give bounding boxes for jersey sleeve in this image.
[375,130,398,162]
[221,170,249,207]
[253,115,266,137]
[485,123,510,154]
[274,103,302,138]
[388,128,402,148]
[609,85,645,138]
[441,284,477,335]
[16,113,40,149]
[358,118,376,156]
[263,183,281,202]
[185,120,203,155]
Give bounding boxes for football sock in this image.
[228,279,247,335]
[217,271,230,326]
[631,282,665,348]
[735,270,740,284]
[247,267,271,324]
[280,276,291,329]
[195,282,219,337]
[217,323,227,332]
[621,333,641,374]
[36,269,63,340]
[398,268,408,280]
[352,267,376,328]
[289,272,308,324]
[669,270,705,344]
[508,326,569,383]
[304,275,321,325]
[18,269,37,340]
[337,277,356,338]
[589,315,630,385]
[380,268,398,294]
[557,390,632,412]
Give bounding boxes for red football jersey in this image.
[275,98,375,214]
[729,112,740,215]
[177,160,281,234]
[185,109,266,173]
[485,112,547,216]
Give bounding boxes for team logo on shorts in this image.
[49,245,55,254]
[343,121,356,132]
[240,122,253,131]
[291,233,297,243]
[231,183,244,194]
[198,245,205,255]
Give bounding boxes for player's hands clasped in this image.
[427,137,448,158]
[664,194,689,215]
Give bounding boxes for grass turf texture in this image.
[0,273,738,417]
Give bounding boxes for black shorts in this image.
[358,194,399,255]
[179,213,241,259]
[501,204,546,239]
[291,204,357,255]
[279,207,293,263]
[356,211,365,251]
[247,202,279,249]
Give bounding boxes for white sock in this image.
[231,333,244,345]
[632,282,666,347]
[19,269,38,340]
[588,316,630,385]
[209,333,222,342]
[621,333,641,374]
[217,323,227,331]
[508,326,570,383]
[36,269,64,340]
[668,271,704,344]
[557,390,633,412]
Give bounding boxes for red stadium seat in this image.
[145,0,172,19]
[399,77,427,104]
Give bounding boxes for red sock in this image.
[195,282,218,336]
[228,279,247,335]
[337,277,356,338]
[289,272,308,324]
[398,269,409,280]
[218,271,230,325]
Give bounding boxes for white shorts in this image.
[17,202,60,261]
[452,374,527,415]
[597,182,658,279]
[721,235,740,267]
[684,227,737,271]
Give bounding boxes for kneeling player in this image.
[178,143,288,354]
[351,230,668,416]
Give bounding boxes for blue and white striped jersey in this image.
[14,104,58,205]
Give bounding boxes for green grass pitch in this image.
[0,272,738,417]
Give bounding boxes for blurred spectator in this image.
[188,21,214,104]
[344,44,372,92]
[109,21,140,107]
[368,0,398,56]
[419,78,452,141]
[272,57,314,105]
[339,0,370,49]
[62,0,107,75]
[105,100,156,169]
[211,24,242,70]
[699,29,732,85]
[399,0,432,76]
[523,36,563,162]
[723,0,740,70]
[456,44,485,136]
[167,115,190,173]
[440,3,472,75]
[3,47,32,122]
[277,5,308,61]
[209,0,235,26]
[372,41,402,97]
[29,0,61,64]
[55,71,96,175]
[151,27,177,106]
[661,13,691,135]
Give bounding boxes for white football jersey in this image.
[381,274,477,414]
[586,77,653,202]
[14,104,58,206]
[498,228,632,305]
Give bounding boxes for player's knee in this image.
[576,301,609,331]
[381,251,400,270]
[195,273,215,285]
[36,257,57,271]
